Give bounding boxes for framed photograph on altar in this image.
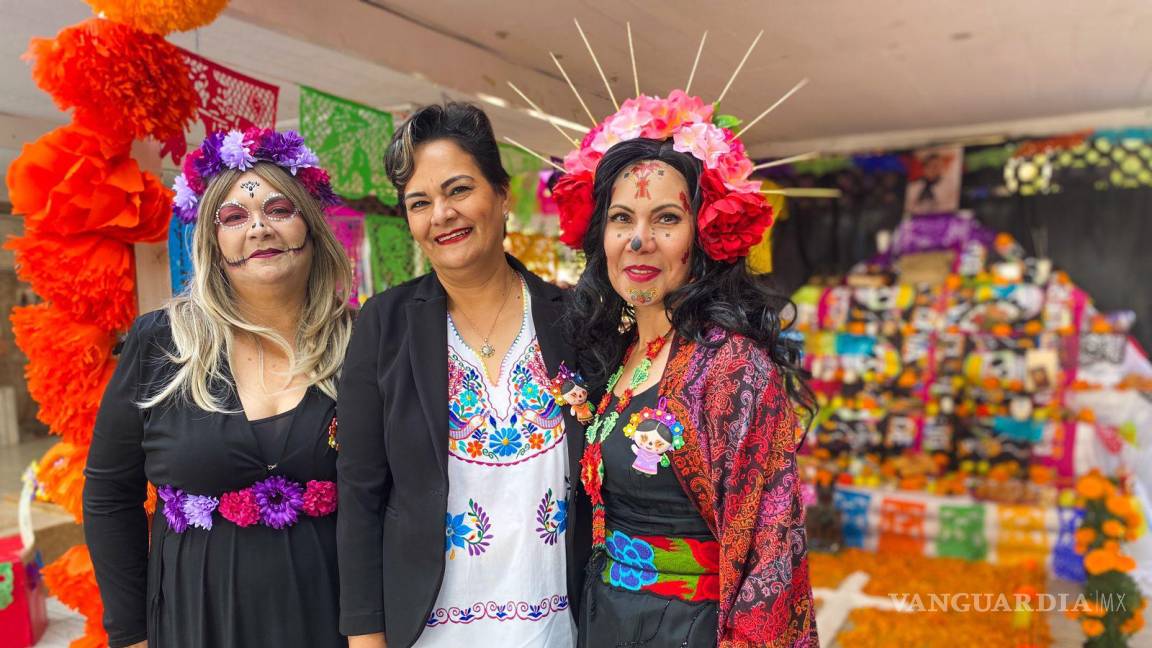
[904,145,962,215]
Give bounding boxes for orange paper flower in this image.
[84,0,229,35]
[25,18,197,143]
[6,233,137,332]
[36,441,91,522]
[41,544,107,646]
[12,303,119,445]
[6,125,172,243]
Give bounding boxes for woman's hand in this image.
[348,633,387,648]
[125,642,148,648]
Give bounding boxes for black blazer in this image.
[336,255,589,647]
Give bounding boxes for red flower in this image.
[580,443,604,506]
[219,488,260,527]
[466,440,484,458]
[553,171,595,249]
[302,480,338,517]
[529,433,545,450]
[696,169,774,263]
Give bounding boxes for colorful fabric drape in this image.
[662,331,817,646]
[299,86,396,204]
[162,48,279,163]
[364,214,414,291]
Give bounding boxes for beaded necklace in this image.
[579,330,671,548]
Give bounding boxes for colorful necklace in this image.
[580,329,671,549]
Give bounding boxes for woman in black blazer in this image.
[337,103,588,648]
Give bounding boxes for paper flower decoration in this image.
[25,18,197,144]
[6,125,173,243]
[5,233,136,332]
[40,544,108,645]
[35,441,93,523]
[83,0,230,35]
[11,304,118,446]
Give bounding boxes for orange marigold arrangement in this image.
[1069,470,1146,645]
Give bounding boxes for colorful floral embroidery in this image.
[425,595,569,627]
[445,499,493,559]
[446,342,566,467]
[159,477,336,533]
[605,530,659,590]
[534,488,568,545]
[602,529,720,602]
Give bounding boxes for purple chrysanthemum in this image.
[252,476,304,529]
[285,148,319,175]
[220,131,256,170]
[182,494,219,530]
[172,174,198,214]
[194,131,226,179]
[258,130,302,164]
[158,485,189,533]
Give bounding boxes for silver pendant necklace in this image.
[457,270,513,359]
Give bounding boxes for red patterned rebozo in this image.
[660,330,817,648]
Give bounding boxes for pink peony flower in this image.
[302,480,338,517]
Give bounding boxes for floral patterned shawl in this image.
[660,329,817,647]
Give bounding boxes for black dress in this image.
[578,387,719,648]
[83,311,345,648]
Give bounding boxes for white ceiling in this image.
[4,0,1152,201]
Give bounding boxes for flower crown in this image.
[552,91,774,263]
[172,128,339,224]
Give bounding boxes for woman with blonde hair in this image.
[84,129,353,648]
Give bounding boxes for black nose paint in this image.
[630,236,643,251]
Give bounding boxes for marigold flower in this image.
[1081,619,1105,637]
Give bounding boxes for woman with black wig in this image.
[556,130,818,646]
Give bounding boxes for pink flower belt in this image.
[158,477,337,532]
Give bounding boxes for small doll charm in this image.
[622,398,684,476]
[550,363,594,424]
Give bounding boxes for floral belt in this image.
[158,476,336,533]
[601,529,719,602]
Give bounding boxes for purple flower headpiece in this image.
[172,128,340,224]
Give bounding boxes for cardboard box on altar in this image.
[0,534,48,648]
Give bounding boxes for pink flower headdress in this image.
[512,24,808,263]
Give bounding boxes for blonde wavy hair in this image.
[141,162,354,412]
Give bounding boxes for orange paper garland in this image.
[25,18,197,144]
[11,304,118,446]
[83,0,229,35]
[6,125,172,243]
[6,233,137,332]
